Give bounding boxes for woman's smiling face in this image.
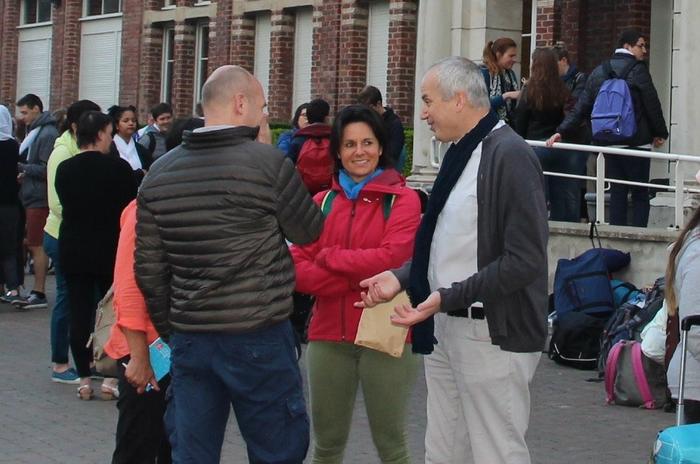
[338,122,382,183]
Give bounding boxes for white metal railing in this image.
[429,137,700,229]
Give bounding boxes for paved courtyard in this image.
[0,275,674,463]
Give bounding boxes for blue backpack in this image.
[591,60,639,144]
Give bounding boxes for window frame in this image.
[161,26,175,105]
[82,0,123,18]
[20,0,53,26]
[193,22,210,111]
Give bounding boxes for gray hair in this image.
[427,57,490,109]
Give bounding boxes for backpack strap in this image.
[321,190,395,220]
[146,131,157,156]
[605,340,625,404]
[630,341,656,409]
[382,194,396,221]
[320,190,337,217]
[618,60,641,81]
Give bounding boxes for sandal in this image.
[77,384,93,401]
[100,379,119,401]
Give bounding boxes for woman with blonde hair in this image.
[481,37,521,124]
[666,199,700,424]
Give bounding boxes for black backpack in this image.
[597,277,666,375]
[549,311,608,370]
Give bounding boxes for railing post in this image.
[674,161,684,229]
[596,152,606,224]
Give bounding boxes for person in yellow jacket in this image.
[43,100,100,384]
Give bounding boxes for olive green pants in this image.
[306,341,419,464]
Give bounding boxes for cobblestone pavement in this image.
[0,275,673,463]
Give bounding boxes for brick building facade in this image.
[0,0,658,128]
[0,0,418,126]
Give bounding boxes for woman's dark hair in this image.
[165,117,205,151]
[63,99,101,134]
[482,37,517,76]
[357,85,383,107]
[107,105,138,135]
[552,42,570,62]
[330,104,390,173]
[666,207,700,314]
[526,48,570,112]
[76,111,112,148]
[291,103,310,129]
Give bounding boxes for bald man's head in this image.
[201,65,266,128]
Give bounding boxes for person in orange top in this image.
[105,199,171,463]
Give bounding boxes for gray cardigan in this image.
[135,126,323,337]
[394,124,549,353]
[667,229,700,401]
[19,111,58,208]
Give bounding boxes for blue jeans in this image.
[166,321,309,464]
[534,147,587,222]
[43,232,71,365]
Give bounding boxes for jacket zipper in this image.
[340,201,357,341]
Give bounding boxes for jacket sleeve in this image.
[287,135,304,163]
[317,190,421,282]
[678,244,700,361]
[291,242,354,296]
[437,143,549,312]
[634,66,669,139]
[274,156,323,245]
[513,87,530,138]
[276,130,293,154]
[557,68,599,136]
[23,127,57,179]
[134,193,172,339]
[113,203,151,334]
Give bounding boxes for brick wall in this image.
[52,0,82,109]
[171,22,196,116]
[210,0,233,74]
[387,0,417,126]
[268,9,294,123]
[230,14,255,72]
[119,0,145,106]
[0,0,20,107]
[336,1,368,109]
[137,25,164,121]
[311,0,341,111]
[536,0,652,73]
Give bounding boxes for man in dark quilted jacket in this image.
[135,65,323,464]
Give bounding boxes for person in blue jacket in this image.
[276,103,309,155]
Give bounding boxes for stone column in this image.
[410,0,522,184]
[268,9,294,123]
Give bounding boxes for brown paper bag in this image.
[354,292,410,358]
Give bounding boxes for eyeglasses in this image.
[635,42,647,49]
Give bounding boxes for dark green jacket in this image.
[135,126,323,337]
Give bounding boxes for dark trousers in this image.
[65,272,111,378]
[166,321,309,464]
[534,147,587,223]
[113,357,172,464]
[0,204,20,290]
[605,153,650,227]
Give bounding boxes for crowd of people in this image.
[0,26,695,464]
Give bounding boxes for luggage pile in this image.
[548,223,671,410]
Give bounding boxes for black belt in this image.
[447,306,485,320]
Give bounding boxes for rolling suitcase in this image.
[653,315,700,464]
